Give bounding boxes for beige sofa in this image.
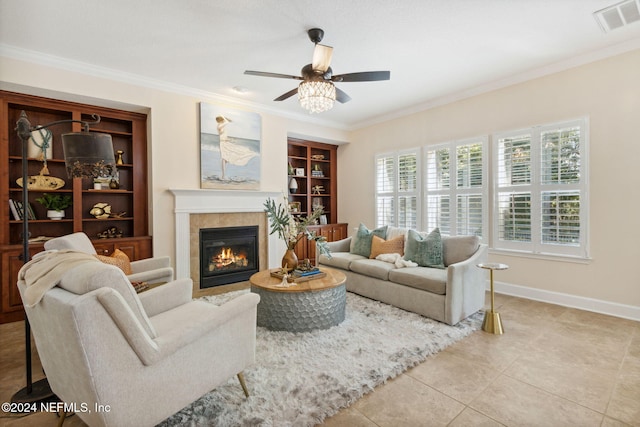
[319,227,487,325]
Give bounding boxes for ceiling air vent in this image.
[594,0,640,32]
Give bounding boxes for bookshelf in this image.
[0,91,151,323]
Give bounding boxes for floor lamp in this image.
[11,111,116,404]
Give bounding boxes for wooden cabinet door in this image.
[328,224,347,241]
[92,241,115,256]
[1,249,26,314]
[305,224,348,264]
[293,237,308,263]
[1,245,44,322]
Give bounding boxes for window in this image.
[375,150,419,229]
[425,137,488,241]
[493,119,588,257]
[373,118,588,260]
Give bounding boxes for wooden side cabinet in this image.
[302,223,348,265]
[0,91,152,323]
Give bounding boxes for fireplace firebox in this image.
[199,226,259,288]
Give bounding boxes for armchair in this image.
[18,252,260,427]
[44,232,173,284]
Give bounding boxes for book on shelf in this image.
[9,199,21,220]
[26,202,36,220]
[9,199,37,220]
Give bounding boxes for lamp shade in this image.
[61,132,116,178]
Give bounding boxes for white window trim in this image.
[372,119,589,262]
[492,118,589,259]
[375,149,421,229]
[423,136,489,243]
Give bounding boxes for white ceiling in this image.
[1,0,640,130]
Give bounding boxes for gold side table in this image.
[477,263,509,335]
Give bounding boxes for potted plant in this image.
[35,193,72,220]
[264,196,331,271]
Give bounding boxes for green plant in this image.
[35,193,72,211]
[264,197,331,258]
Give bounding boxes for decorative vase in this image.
[47,210,64,220]
[281,248,298,272]
[28,128,53,160]
[289,177,298,194]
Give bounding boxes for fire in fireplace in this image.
[199,226,259,288]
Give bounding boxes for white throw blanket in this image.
[375,253,418,268]
[19,249,100,307]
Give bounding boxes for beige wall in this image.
[0,55,350,267]
[342,49,640,313]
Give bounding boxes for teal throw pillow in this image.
[404,228,445,269]
[351,223,388,257]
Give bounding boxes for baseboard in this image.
[490,281,640,322]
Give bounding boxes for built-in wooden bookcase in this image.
[287,138,346,263]
[0,91,151,323]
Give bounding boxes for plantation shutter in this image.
[425,147,450,232]
[398,153,418,229]
[539,123,583,251]
[456,142,485,238]
[375,155,395,228]
[375,151,419,229]
[425,138,487,241]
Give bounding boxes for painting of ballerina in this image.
[200,102,261,190]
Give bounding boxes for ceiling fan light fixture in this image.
[298,80,336,113]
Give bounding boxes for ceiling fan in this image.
[244,28,390,112]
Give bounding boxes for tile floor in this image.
[1,292,638,427]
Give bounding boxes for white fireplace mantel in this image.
[170,189,282,279]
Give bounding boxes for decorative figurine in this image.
[97,226,123,239]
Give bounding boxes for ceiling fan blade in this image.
[332,71,391,82]
[335,87,351,103]
[244,70,304,80]
[274,87,299,101]
[312,44,333,73]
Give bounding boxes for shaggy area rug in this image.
[159,291,481,427]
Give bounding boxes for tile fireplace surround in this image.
[170,189,281,287]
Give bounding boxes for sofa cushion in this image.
[319,252,366,270]
[350,259,396,281]
[370,235,405,259]
[404,229,445,269]
[95,249,133,275]
[350,223,388,257]
[442,235,480,266]
[388,267,448,295]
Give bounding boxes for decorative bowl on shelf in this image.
[16,175,65,190]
